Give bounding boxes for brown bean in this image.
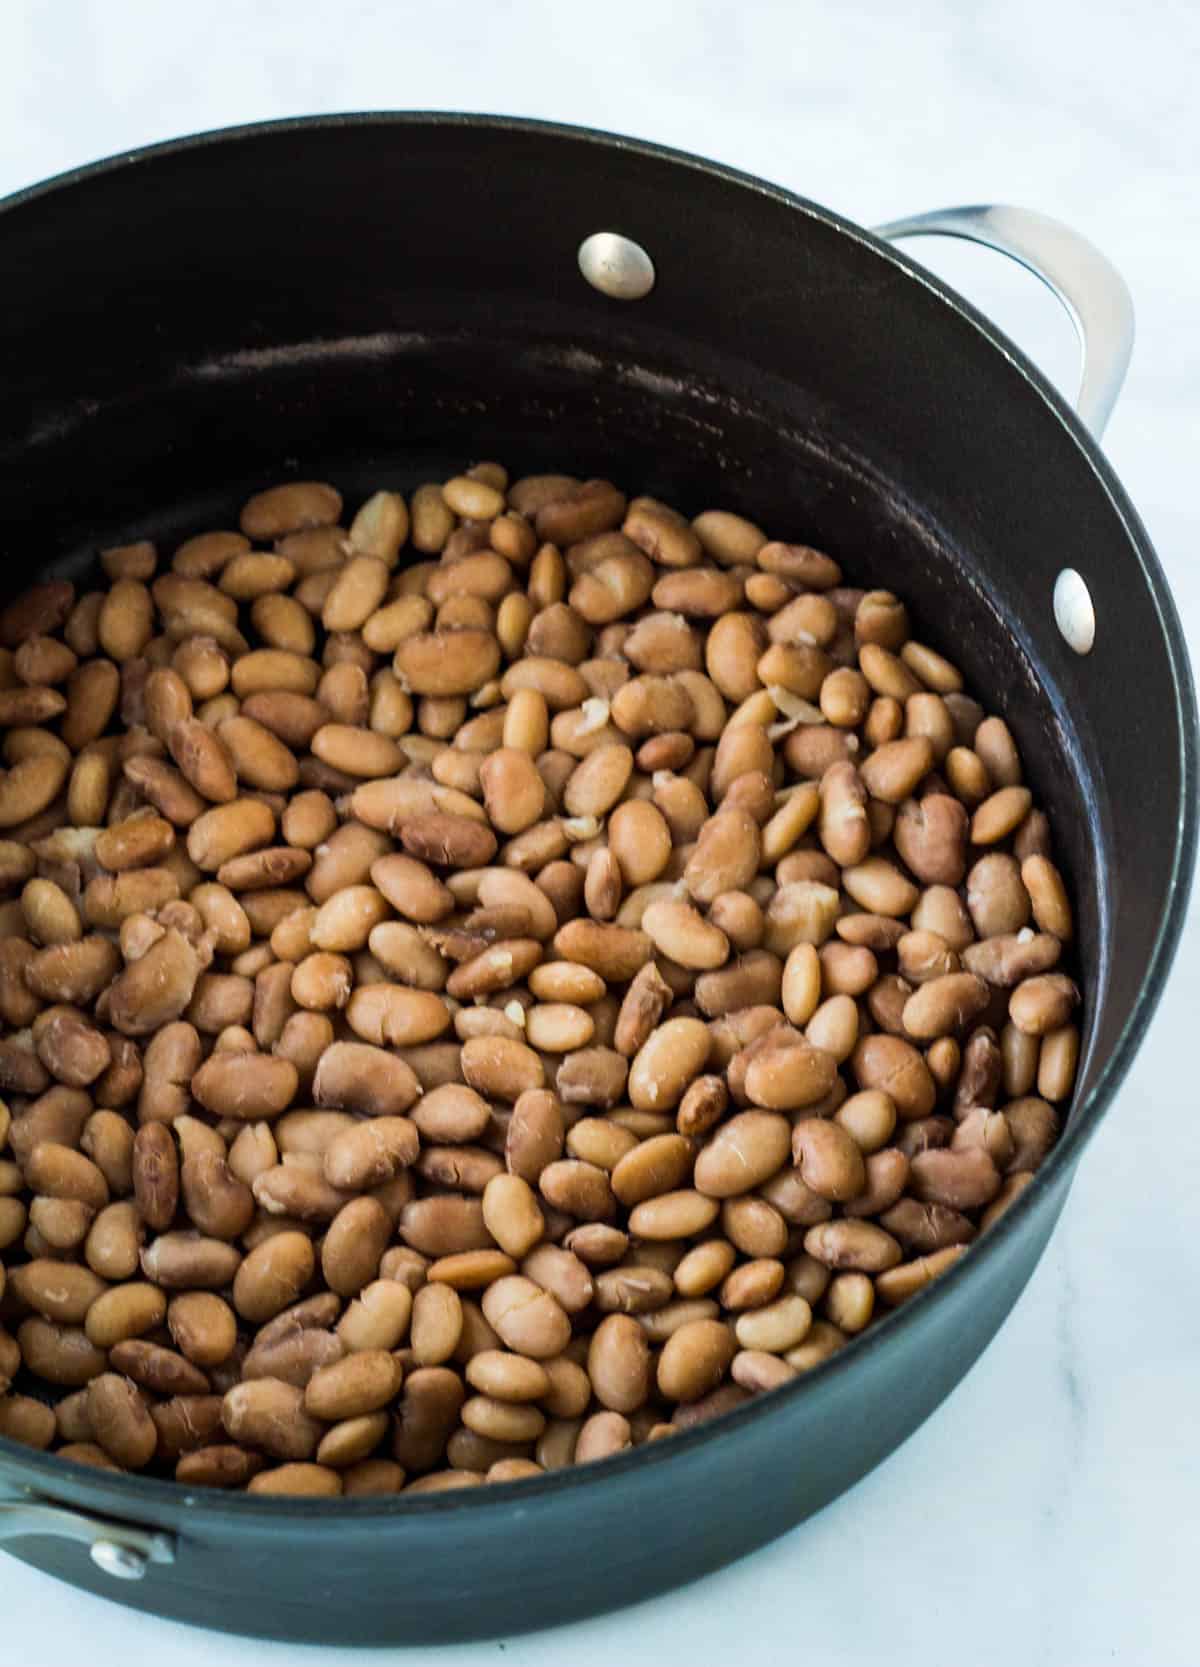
[138,1386,215,1457]
[803,1219,902,1273]
[86,1373,157,1469]
[1,581,75,647]
[0,751,70,828]
[131,1121,179,1231]
[971,786,1033,844]
[338,984,447,1050]
[17,1318,108,1386]
[902,972,991,1041]
[318,1118,417,1193]
[26,1196,93,1252]
[981,1173,1035,1230]
[605,1133,692,1207]
[593,1264,675,1315]
[908,1145,1002,1209]
[79,1202,139,1282]
[877,1198,974,1255]
[191,1052,297,1119]
[875,1245,967,1306]
[851,1034,936,1120]
[571,1410,629,1464]
[168,1293,238,1368]
[963,932,1061,987]
[305,1350,404,1420]
[336,1281,412,1355]
[10,1259,108,1324]
[502,1088,564,1185]
[584,1313,650,1414]
[741,1042,837,1111]
[222,1377,324,1461]
[425,1251,515,1293]
[1004,1097,1060,1171]
[138,1230,241,1291]
[1038,1023,1079,1103]
[187,797,275,871]
[322,1197,392,1297]
[539,1158,615,1222]
[108,1338,210,1397]
[233,1231,314,1323]
[518,1245,593,1317]
[788,1119,864,1203]
[398,1195,490,1259]
[688,1110,788,1199]
[1021,855,1073,941]
[657,1318,735,1403]
[24,1142,109,1210]
[175,1444,265,1488]
[1008,974,1079,1036]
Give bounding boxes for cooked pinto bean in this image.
[0,464,1076,1490]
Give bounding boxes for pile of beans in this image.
[0,468,1080,1496]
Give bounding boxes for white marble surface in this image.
[2,2,1198,1662]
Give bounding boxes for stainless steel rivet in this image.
[1053,568,1096,654]
[90,1539,148,1581]
[577,232,656,301]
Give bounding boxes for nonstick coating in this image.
[0,115,1194,1644]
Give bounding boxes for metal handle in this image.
[0,1487,175,1581]
[873,204,1134,439]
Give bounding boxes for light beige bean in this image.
[482,1173,545,1259]
[465,1350,549,1403]
[734,1294,812,1353]
[482,1275,571,1359]
[336,1281,412,1355]
[627,1190,719,1241]
[409,1283,464,1366]
[835,1090,896,1153]
[742,1042,837,1111]
[628,1017,712,1111]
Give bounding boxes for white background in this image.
[2,3,1198,1663]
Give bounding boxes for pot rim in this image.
[1,110,1195,1520]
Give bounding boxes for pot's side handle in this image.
[0,1487,175,1581]
[873,205,1134,440]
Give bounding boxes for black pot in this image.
[0,114,1195,1646]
